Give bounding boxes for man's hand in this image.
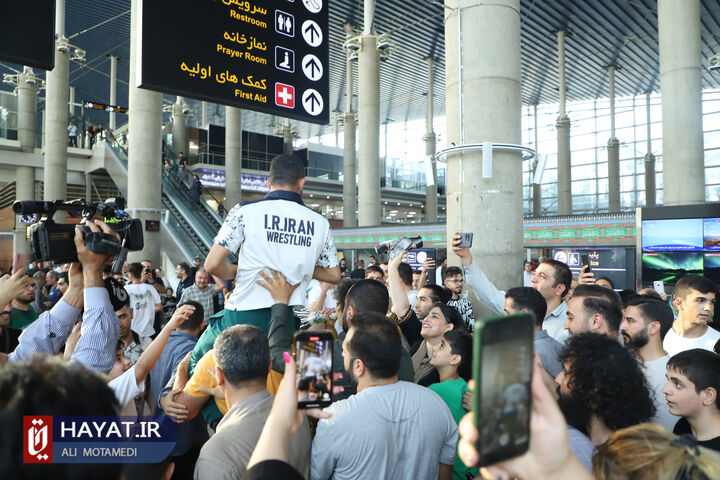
[451,231,472,266]
[75,219,120,288]
[422,258,436,273]
[256,269,300,305]
[141,269,153,284]
[160,388,189,422]
[174,351,193,390]
[0,266,31,310]
[167,304,197,330]
[577,265,595,285]
[63,321,83,360]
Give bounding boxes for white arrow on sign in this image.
[302,54,323,81]
[302,89,323,116]
[301,19,322,47]
[303,0,322,14]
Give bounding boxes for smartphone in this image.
[295,331,334,409]
[473,313,534,466]
[458,232,473,248]
[653,280,665,295]
[581,254,591,272]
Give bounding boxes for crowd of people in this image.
[2,153,720,479]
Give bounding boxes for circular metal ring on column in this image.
[434,143,536,162]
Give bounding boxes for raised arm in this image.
[256,269,299,374]
[206,204,244,280]
[388,253,410,316]
[451,231,505,314]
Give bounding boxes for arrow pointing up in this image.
[304,57,320,77]
[304,22,320,43]
[305,91,321,110]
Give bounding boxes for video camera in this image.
[13,197,144,272]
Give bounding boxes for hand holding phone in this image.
[653,281,665,295]
[295,331,334,409]
[580,254,591,272]
[458,232,474,249]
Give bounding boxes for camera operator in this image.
[5,220,121,373]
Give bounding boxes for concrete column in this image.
[444,0,522,289]
[357,0,381,226]
[556,30,572,215]
[201,101,208,127]
[343,24,357,228]
[607,65,620,212]
[44,0,69,222]
[127,0,163,265]
[644,91,656,206]
[225,106,243,210]
[68,86,75,116]
[15,67,38,257]
[282,119,293,154]
[172,96,188,157]
[425,57,437,222]
[659,0,704,205]
[14,167,35,257]
[532,104,541,216]
[109,55,117,130]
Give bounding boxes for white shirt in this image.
[108,365,145,416]
[307,280,337,309]
[523,270,533,287]
[124,283,161,338]
[663,325,720,357]
[644,355,679,431]
[215,191,339,311]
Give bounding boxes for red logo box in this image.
[23,416,53,463]
[275,83,295,109]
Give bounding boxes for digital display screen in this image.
[0,1,55,70]
[139,0,329,124]
[296,336,332,406]
[703,218,720,251]
[642,252,704,286]
[641,219,704,252]
[704,253,720,285]
[552,248,629,290]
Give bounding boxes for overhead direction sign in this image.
[139,0,329,125]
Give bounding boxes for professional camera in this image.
[13,197,144,271]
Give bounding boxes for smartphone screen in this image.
[581,254,591,272]
[473,314,534,466]
[458,232,473,248]
[653,280,665,295]
[295,331,334,409]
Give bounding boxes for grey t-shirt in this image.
[310,381,458,480]
[533,330,564,378]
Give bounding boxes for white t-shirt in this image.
[124,283,161,338]
[644,355,679,431]
[215,192,339,311]
[108,365,145,416]
[663,326,720,357]
[307,280,337,309]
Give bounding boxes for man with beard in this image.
[619,295,678,430]
[564,284,622,339]
[443,266,475,332]
[9,275,38,329]
[556,333,656,447]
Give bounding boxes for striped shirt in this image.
[8,299,82,362]
[72,287,120,373]
[179,284,215,323]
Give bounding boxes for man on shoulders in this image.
[124,262,162,339]
[619,295,678,430]
[451,231,571,342]
[311,312,457,480]
[663,275,720,356]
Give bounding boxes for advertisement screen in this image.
[703,218,720,251]
[641,219,704,252]
[641,252,704,286]
[552,248,630,290]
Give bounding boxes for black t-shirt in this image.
[242,460,304,480]
[349,268,365,279]
[673,417,720,452]
[392,308,422,352]
[0,326,21,354]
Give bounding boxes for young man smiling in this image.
[663,276,720,357]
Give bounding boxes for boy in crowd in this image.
[428,329,477,480]
[663,349,720,451]
[664,275,719,356]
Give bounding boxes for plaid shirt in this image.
[179,284,215,323]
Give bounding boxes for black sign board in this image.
[0,1,55,70]
[139,0,329,125]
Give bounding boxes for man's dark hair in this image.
[541,259,572,299]
[177,262,191,276]
[370,255,376,261]
[176,301,205,330]
[143,259,153,267]
[442,266,463,281]
[58,272,68,283]
[420,284,451,304]
[269,154,305,186]
[560,333,656,431]
[127,262,144,279]
[432,303,466,332]
[572,284,623,333]
[347,312,401,379]
[345,279,389,316]
[214,325,269,386]
[667,349,720,410]
[334,279,359,314]
[624,296,674,340]
[47,270,59,281]
[0,357,121,479]
[596,276,615,289]
[675,275,717,299]
[365,265,384,278]
[397,262,413,288]
[505,286,547,327]
[443,329,473,381]
[618,289,639,307]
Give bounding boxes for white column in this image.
[15,67,38,257]
[556,30,571,215]
[68,85,75,116]
[607,65,620,212]
[109,55,117,130]
[425,57,437,223]
[445,0,522,289]
[659,0,704,205]
[532,104,541,216]
[44,0,69,222]
[282,119,293,154]
[201,101,208,128]
[343,23,357,228]
[127,0,163,264]
[172,96,188,157]
[225,106,243,210]
[357,0,381,226]
[644,91,656,206]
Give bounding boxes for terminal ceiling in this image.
[3,0,720,141]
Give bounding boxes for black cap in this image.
[104,277,129,311]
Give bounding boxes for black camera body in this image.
[14,198,144,264]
